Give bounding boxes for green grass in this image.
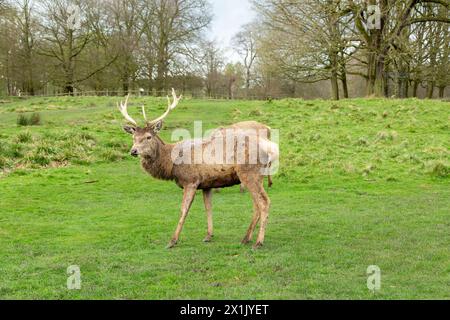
[0,96,449,299]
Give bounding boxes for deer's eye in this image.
[146,136,152,141]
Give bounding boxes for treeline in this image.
[254,0,449,99]
[0,0,449,100]
[0,0,215,96]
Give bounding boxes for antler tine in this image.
[147,88,182,125]
[142,105,148,121]
[118,94,138,126]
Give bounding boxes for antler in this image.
[147,88,182,125]
[118,94,138,126]
[118,89,182,127]
[142,105,148,122]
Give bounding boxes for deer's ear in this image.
[123,126,136,135]
[150,120,163,133]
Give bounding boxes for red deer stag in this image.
[118,90,279,249]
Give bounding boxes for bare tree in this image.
[199,40,224,97]
[151,0,212,94]
[38,0,117,94]
[254,0,354,100]
[37,0,92,94]
[13,0,36,95]
[108,0,144,95]
[233,23,258,95]
[348,0,450,97]
[0,3,19,95]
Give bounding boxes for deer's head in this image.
[119,89,182,158]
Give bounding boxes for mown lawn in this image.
[0,96,449,299]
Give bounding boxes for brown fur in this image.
[211,121,274,191]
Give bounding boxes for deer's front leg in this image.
[167,185,197,249]
[203,189,213,242]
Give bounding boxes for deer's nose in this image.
[130,149,139,157]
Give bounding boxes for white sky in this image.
[208,0,256,62]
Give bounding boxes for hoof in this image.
[166,240,178,249]
[252,242,263,250]
[203,235,213,243]
[241,238,251,245]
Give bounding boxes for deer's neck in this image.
[141,137,175,181]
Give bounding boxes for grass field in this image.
[0,96,449,299]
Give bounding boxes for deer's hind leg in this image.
[238,172,270,248]
[241,198,260,244]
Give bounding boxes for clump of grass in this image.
[342,162,356,174]
[30,113,41,125]
[386,176,399,182]
[249,109,263,117]
[356,137,369,146]
[428,161,449,178]
[35,143,58,156]
[78,132,96,142]
[5,144,24,159]
[25,142,59,167]
[0,156,7,169]
[17,114,28,126]
[362,164,376,176]
[100,149,124,162]
[27,153,51,167]
[15,131,33,144]
[17,113,42,126]
[104,140,129,153]
[376,130,398,142]
[330,104,339,110]
[309,133,321,142]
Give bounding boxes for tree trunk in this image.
[64,84,74,95]
[122,81,129,96]
[341,72,349,99]
[330,72,339,100]
[438,86,445,98]
[148,65,153,95]
[374,54,388,97]
[426,81,435,99]
[155,41,169,96]
[412,80,419,97]
[366,53,376,95]
[330,50,340,100]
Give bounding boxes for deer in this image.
[118,89,279,249]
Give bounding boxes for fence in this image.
[3,88,294,101]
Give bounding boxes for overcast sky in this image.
[209,0,256,62]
